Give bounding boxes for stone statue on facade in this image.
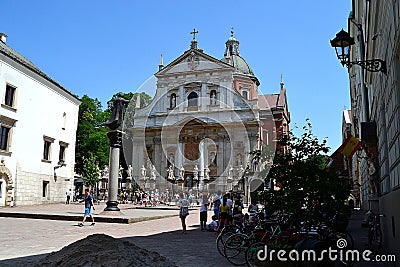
[210,91,217,105]
[167,165,175,181]
[193,164,199,181]
[238,164,245,178]
[178,165,185,181]
[140,165,147,180]
[227,165,233,183]
[102,165,109,178]
[204,166,210,181]
[127,165,133,178]
[150,165,156,180]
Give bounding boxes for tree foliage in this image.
[81,152,99,187]
[75,92,152,175]
[75,95,109,175]
[256,119,351,223]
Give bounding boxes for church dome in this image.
[221,29,255,76]
[221,54,254,76]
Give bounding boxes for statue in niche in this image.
[193,164,199,181]
[210,90,217,105]
[209,152,216,166]
[171,94,176,108]
[367,157,378,195]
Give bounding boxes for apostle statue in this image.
[167,165,175,181]
[140,165,147,180]
[227,165,233,183]
[204,166,210,181]
[193,164,199,181]
[150,165,156,180]
[178,165,185,181]
[127,165,133,178]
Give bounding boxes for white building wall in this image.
[0,52,80,206]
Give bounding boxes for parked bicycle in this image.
[367,212,383,254]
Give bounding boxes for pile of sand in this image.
[34,234,177,267]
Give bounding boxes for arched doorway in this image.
[0,158,13,207]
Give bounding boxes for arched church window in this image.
[210,90,217,105]
[170,93,177,109]
[187,92,198,107]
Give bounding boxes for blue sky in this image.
[2,0,351,151]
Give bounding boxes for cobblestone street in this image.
[0,204,233,266]
[0,204,394,266]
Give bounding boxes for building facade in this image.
[124,31,290,202]
[343,1,400,261]
[0,33,80,206]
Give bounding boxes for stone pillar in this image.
[104,96,129,212]
[105,130,122,211]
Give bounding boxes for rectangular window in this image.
[59,141,68,163]
[0,126,10,151]
[4,84,16,107]
[43,141,51,161]
[242,90,248,100]
[42,181,49,197]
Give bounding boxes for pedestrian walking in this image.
[78,188,95,227]
[66,189,72,204]
[178,193,190,234]
[200,202,208,231]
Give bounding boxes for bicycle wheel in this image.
[245,241,266,267]
[224,233,249,266]
[368,227,382,254]
[217,225,241,256]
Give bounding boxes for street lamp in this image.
[330,29,386,74]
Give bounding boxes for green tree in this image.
[75,92,153,176]
[81,153,99,187]
[75,95,109,175]
[257,119,351,223]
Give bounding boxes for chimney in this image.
[0,33,7,43]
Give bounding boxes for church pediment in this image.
[156,49,233,76]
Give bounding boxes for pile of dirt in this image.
[34,234,177,267]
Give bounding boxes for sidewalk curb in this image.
[0,212,177,224]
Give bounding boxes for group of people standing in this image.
[178,192,244,234]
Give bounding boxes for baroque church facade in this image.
[124,30,290,201]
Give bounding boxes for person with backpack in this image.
[78,188,95,227]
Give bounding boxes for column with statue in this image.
[104,97,129,211]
